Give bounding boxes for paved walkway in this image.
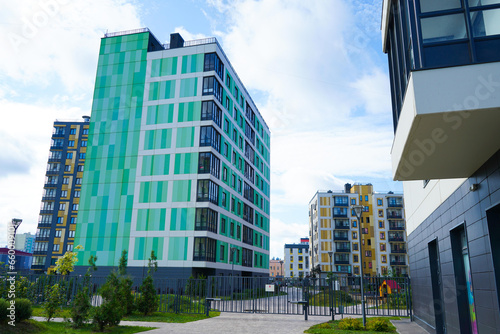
[33,314,429,333]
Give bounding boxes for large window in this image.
[196,179,219,205]
[204,53,224,79]
[195,208,218,233]
[242,247,253,267]
[243,182,254,204]
[243,203,254,224]
[201,100,222,128]
[193,237,216,262]
[243,225,253,245]
[199,126,221,152]
[198,152,220,178]
[202,76,223,102]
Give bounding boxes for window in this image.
[204,52,224,78]
[224,119,229,133]
[64,165,71,172]
[68,140,75,147]
[231,174,236,188]
[77,165,84,172]
[223,142,229,157]
[195,208,218,233]
[201,100,222,127]
[230,221,234,237]
[68,230,75,238]
[365,195,368,202]
[225,96,230,110]
[79,153,86,159]
[232,151,236,164]
[55,230,62,238]
[362,228,368,234]
[82,128,89,135]
[378,210,383,217]
[221,192,227,207]
[379,221,385,228]
[81,140,87,147]
[354,266,360,275]
[221,218,226,234]
[352,220,357,228]
[381,255,387,263]
[199,126,221,152]
[59,203,66,211]
[380,243,386,251]
[232,129,237,142]
[354,255,359,263]
[67,244,73,251]
[380,232,385,240]
[70,217,77,224]
[63,177,69,184]
[60,190,68,198]
[193,237,217,262]
[352,232,357,239]
[76,178,82,185]
[237,179,242,192]
[353,243,359,251]
[231,198,235,212]
[220,245,225,261]
[66,152,73,159]
[70,128,76,135]
[377,198,383,206]
[196,179,219,205]
[72,204,79,211]
[365,250,372,257]
[368,239,371,246]
[223,167,227,181]
[53,244,60,251]
[57,217,64,224]
[198,152,221,178]
[202,76,223,102]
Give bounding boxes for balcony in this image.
[387,210,403,219]
[46,170,60,175]
[389,222,405,230]
[335,247,351,253]
[390,261,406,266]
[387,198,403,207]
[35,236,50,241]
[334,220,350,230]
[39,210,54,215]
[31,265,45,270]
[390,62,500,181]
[50,144,64,150]
[334,197,349,207]
[334,233,349,241]
[388,235,405,242]
[391,248,407,254]
[334,259,350,265]
[44,183,58,188]
[48,156,62,162]
[33,250,47,255]
[333,209,348,218]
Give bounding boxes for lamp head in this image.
[11,218,22,228]
[351,205,363,217]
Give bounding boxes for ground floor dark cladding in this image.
[408,149,500,334]
[71,265,267,280]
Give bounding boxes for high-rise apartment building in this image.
[74,29,270,279]
[308,184,408,279]
[382,0,500,332]
[284,238,310,278]
[32,117,89,273]
[15,232,35,253]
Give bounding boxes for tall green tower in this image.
[74,29,271,278]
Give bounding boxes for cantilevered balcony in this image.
[334,231,349,241]
[388,232,405,242]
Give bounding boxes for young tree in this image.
[54,245,84,275]
[136,251,158,315]
[117,249,135,315]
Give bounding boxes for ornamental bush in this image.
[15,298,33,322]
[0,298,9,323]
[367,318,391,332]
[338,317,362,330]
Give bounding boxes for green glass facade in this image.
[74,30,270,278]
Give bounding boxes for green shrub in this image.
[0,298,9,323]
[43,283,64,322]
[367,318,391,332]
[119,276,135,316]
[15,298,32,322]
[136,274,158,315]
[71,286,91,328]
[91,271,124,331]
[338,317,362,330]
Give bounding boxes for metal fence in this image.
[0,274,411,319]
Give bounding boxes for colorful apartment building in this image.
[308,184,408,278]
[73,29,270,278]
[284,238,310,278]
[269,258,284,278]
[32,117,89,273]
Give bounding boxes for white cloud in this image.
[269,217,309,259]
[173,26,209,41]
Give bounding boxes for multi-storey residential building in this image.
[382,1,500,332]
[73,29,270,279]
[32,117,89,274]
[284,238,310,278]
[269,258,284,278]
[15,232,35,253]
[308,184,408,279]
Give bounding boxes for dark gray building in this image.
[381,0,500,333]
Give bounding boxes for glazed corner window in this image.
[68,140,75,147]
[421,14,467,44]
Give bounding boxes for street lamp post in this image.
[351,205,366,328]
[230,247,237,297]
[328,251,333,276]
[279,260,283,278]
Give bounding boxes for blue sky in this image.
[0,0,401,259]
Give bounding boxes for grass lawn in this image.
[308,290,360,307]
[31,306,220,323]
[0,320,155,334]
[304,317,400,334]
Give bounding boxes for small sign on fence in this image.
[265,284,274,292]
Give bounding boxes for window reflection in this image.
[421,14,467,43]
[471,8,500,37]
[420,0,461,13]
